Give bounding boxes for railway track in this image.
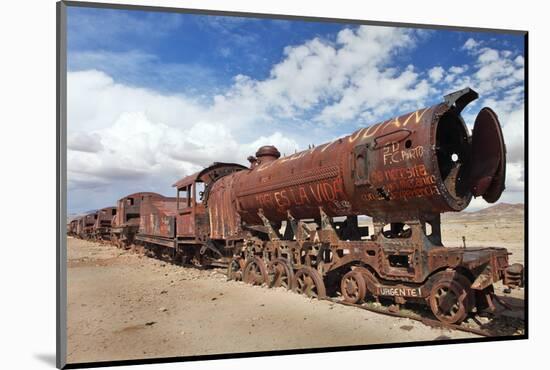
[328,299,492,337]
[322,293,524,337]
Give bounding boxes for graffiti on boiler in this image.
[255,177,346,211]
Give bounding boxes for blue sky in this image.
[66,6,525,213]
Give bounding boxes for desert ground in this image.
[66,203,525,364]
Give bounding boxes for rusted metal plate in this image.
[114,192,165,228]
[93,207,116,229]
[197,162,247,187]
[67,219,79,235]
[172,172,200,189]
[89,206,116,239]
[208,174,241,239]
[139,197,177,238]
[470,107,506,202]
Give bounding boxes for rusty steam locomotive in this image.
[68,88,523,324]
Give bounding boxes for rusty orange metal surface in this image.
[139,196,177,239]
[92,206,116,239]
[113,192,165,228]
[67,219,79,235]
[173,163,247,242]
[208,174,241,240]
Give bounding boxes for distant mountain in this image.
[475,202,524,215]
[67,209,98,223]
[442,203,524,222]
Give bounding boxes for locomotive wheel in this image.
[267,258,293,289]
[340,270,367,304]
[227,257,245,281]
[428,272,473,324]
[293,267,326,299]
[243,257,268,286]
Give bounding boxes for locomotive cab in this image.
[174,173,208,242]
[173,162,248,242]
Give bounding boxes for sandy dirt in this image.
[67,237,485,364]
[441,220,524,265]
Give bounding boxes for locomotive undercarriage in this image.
[228,208,523,324]
[91,227,112,242]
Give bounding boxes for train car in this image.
[134,195,177,258]
[110,192,166,248]
[67,219,78,236]
[92,206,117,241]
[75,217,84,237]
[111,163,245,265]
[77,213,97,239]
[202,88,524,324]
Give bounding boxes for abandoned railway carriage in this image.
[78,213,97,239]
[92,207,117,241]
[134,194,177,255]
[69,88,523,325]
[68,219,78,236]
[110,192,168,248]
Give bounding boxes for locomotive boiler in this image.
[233,87,504,224]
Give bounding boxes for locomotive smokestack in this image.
[255,145,281,164]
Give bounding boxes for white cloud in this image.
[462,38,480,51]
[67,27,525,213]
[67,70,301,210]
[478,48,500,63]
[428,66,444,82]
[68,132,103,153]
[68,70,208,133]
[221,26,431,125]
[448,65,467,75]
[426,38,524,166]
[514,55,524,66]
[505,162,524,192]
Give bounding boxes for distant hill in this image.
[67,209,98,223]
[475,202,524,216]
[442,203,524,222]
